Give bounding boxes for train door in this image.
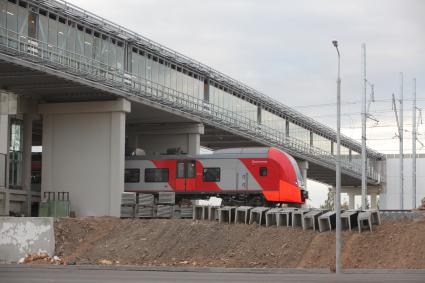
[175,160,196,192]
[237,162,249,193]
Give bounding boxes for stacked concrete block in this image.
[265,208,283,227]
[121,192,136,206]
[302,209,325,231]
[154,192,175,219]
[156,205,174,218]
[137,206,154,218]
[235,206,252,224]
[120,192,136,218]
[249,207,269,226]
[180,205,193,219]
[120,206,134,218]
[138,193,155,206]
[158,192,175,205]
[136,193,155,218]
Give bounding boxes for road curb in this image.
[2,265,425,274]
[0,264,331,274]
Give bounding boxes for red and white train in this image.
[125,147,308,206]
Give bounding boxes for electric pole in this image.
[332,40,342,274]
[412,78,416,208]
[361,43,367,211]
[400,73,404,210]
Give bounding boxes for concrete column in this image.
[370,192,378,209]
[0,91,17,216]
[127,123,204,155]
[22,114,33,216]
[39,99,130,217]
[348,192,355,210]
[0,114,9,215]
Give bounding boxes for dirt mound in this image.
[54,216,425,268]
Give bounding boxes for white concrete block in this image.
[0,217,55,263]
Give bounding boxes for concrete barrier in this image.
[235,206,252,224]
[0,217,55,263]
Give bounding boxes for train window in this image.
[259,167,268,177]
[145,168,169,182]
[125,169,140,183]
[203,168,220,182]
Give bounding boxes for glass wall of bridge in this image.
[261,110,286,136]
[288,122,310,145]
[209,84,257,122]
[130,47,204,102]
[7,1,126,71]
[312,133,332,154]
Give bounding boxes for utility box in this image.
[38,202,50,217]
[53,192,71,217]
[38,192,71,217]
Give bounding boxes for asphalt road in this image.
[1,266,425,283]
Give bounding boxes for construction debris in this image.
[18,252,64,265]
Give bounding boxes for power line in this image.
[292,98,425,109]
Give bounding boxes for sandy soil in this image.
[53,216,425,269]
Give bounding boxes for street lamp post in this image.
[332,40,342,274]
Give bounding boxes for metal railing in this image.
[0,27,381,182]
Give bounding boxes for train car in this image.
[125,147,308,206]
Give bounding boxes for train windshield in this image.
[282,152,305,189]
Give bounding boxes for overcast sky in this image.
[69,0,425,207]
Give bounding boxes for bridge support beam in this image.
[127,123,204,155]
[40,99,130,217]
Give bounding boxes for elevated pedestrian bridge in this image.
[0,0,384,195]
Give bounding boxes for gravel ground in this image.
[51,215,425,269]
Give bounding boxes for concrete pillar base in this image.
[39,99,130,217]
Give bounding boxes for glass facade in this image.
[288,122,311,144]
[209,84,257,121]
[130,47,204,101]
[340,145,350,162]
[9,118,23,189]
[312,133,332,153]
[261,110,286,134]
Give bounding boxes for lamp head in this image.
[332,40,338,48]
